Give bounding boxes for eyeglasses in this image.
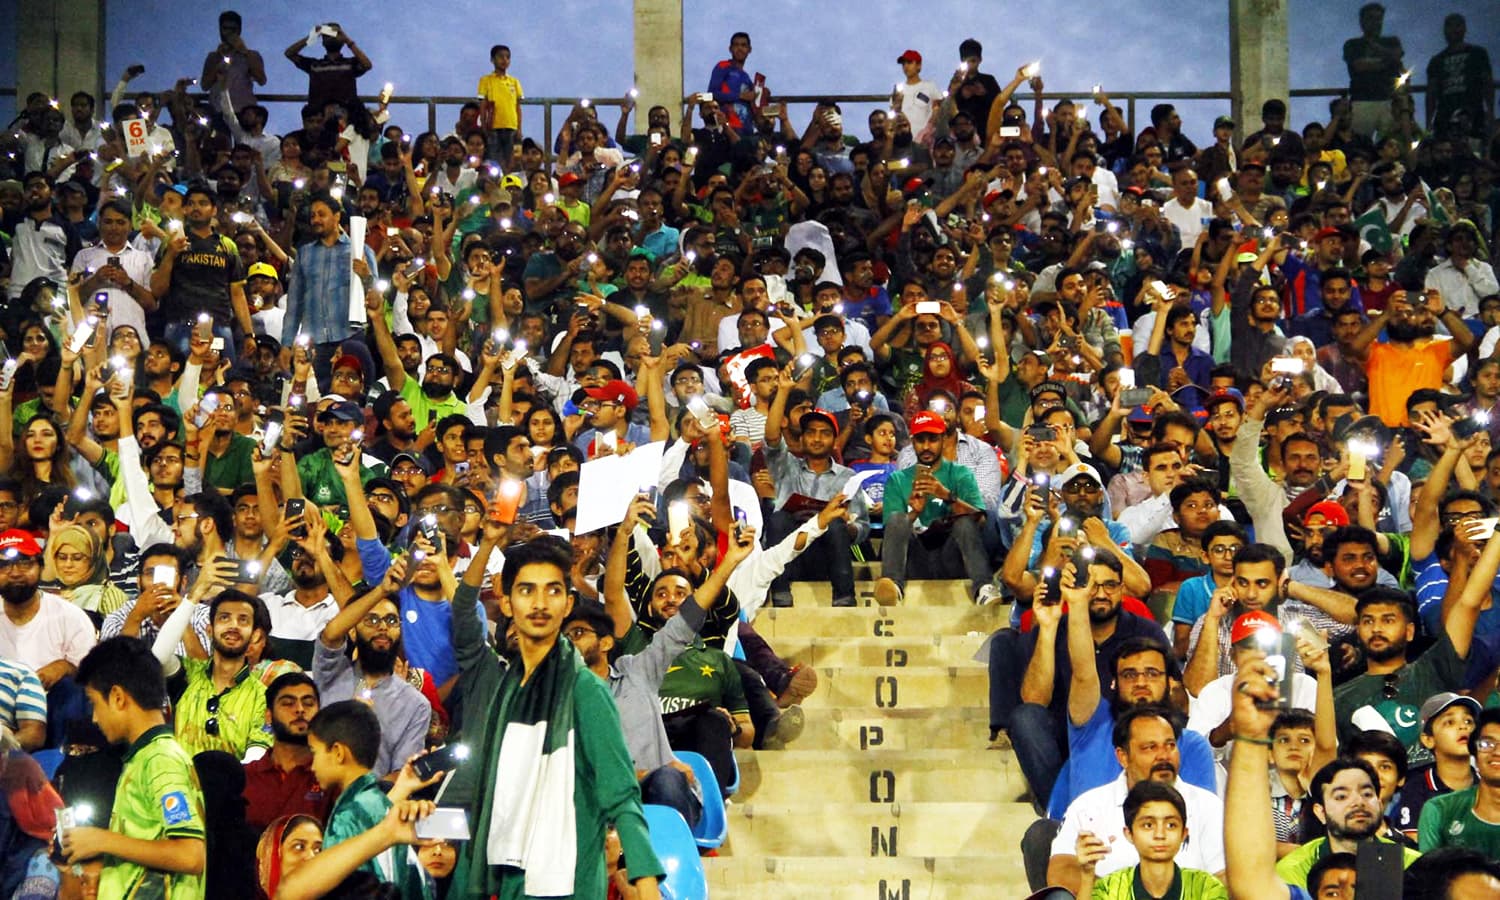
[362,613,401,629]
[1062,482,1102,495]
[1090,580,1124,593]
[564,625,596,640]
[1381,674,1399,701]
[332,371,361,382]
[1476,737,1500,754]
[152,456,184,466]
[0,501,18,511]
[417,504,454,516]
[1118,668,1165,682]
[1208,544,1242,557]
[427,365,454,375]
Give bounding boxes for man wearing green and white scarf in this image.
[448,526,663,899]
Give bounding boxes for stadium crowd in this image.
[1,2,1500,898]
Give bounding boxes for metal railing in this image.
[0,83,1459,158]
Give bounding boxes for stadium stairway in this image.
[701,565,1034,898]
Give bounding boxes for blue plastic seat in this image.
[32,748,63,781]
[724,751,740,797]
[674,751,727,850]
[642,803,709,900]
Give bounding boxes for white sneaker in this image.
[975,584,1003,607]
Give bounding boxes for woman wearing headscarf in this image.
[193,750,259,900]
[256,814,325,900]
[42,524,128,619]
[902,341,974,418]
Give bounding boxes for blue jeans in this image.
[640,765,701,829]
[987,628,1028,733]
[1011,702,1067,811]
[164,320,238,365]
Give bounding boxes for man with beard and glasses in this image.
[1009,551,1172,813]
[1348,286,1475,428]
[242,672,330,832]
[1048,705,1225,896]
[312,561,430,779]
[1276,758,1421,889]
[565,518,754,826]
[341,448,493,699]
[366,285,468,430]
[0,529,96,745]
[1038,557,1218,823]
[260,508,354,669]
[1333,532,1493,759]
[170,588,273,758]
[7,172,80,312]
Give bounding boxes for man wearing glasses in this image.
[311,565,430,779]
[172,589,272,758]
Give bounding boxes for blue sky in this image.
[2,1,1493,146]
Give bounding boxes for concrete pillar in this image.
[17,0,105,112]
[1228,0,1289,142]
[633,0,683,133]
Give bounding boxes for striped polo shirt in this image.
[0,658,46,733]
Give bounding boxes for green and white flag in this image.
[1354,206,1393,253]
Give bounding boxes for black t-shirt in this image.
[157,231,244,326]
[291,54,371,112]
[956,72,1004,129]
[1343,35,1404,101]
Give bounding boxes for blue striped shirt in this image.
[281,232,379,346]
[0,658,47,732]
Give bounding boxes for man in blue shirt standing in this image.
[708,32,756,134]
[281,192,379,389]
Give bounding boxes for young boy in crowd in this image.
[1075,780,1227,899]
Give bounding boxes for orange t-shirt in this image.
[1366,338,1454,426]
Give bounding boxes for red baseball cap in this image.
[1313,226,1343,243]
[909,411,948,436]
[0,529,42,559]
[331,354,364,377]
[1230,610,1282,646]
[897,50,922,65]
[583,379,639,411]
[1304,500,1350,527]
[558,171,583,188]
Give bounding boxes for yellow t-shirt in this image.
[477,73,523,129]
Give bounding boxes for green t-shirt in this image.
[326,771,433,897]
[100,724,206,900]
[657,641,748,717]
[1090,865,1227,900]
[173,656,272,758]
[1418,785,1500,855]
[444,266,493,327]
[882,458,985,530]
[1333,631,1468,760]
[297,447,386,508]
[205,433,257,493]
[1275,835,1419,887]
[398,375,470,432]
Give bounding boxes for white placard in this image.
[122,119,149,157]
[575,441,666,535]
[347,215,368,326]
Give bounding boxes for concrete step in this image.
[767,704,997,753]
[799,666,988,709]
[731,748,1025,804]
[750,605,1004,641]
[703,856,1030,899]
[789,578,983,608]
[775,633,987,668]
[720,801,1036,858]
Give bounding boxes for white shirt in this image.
[1052,774,1225,878]
[896,79,941,137]
[71,243,154,340]
[1424,257,1500,318]
[1187,670,1318,761]
[1162,196,1216,248]
[1378,194,1427,238]
[799,315,874,360]
[1090,167,1121,210]
[1116,493,1234,547]
[0,591,98,672]
[262,590,340,642]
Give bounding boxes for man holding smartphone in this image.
[71,199,155,340]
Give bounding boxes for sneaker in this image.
[831,595,856,608]
[770,592,794,608]
[873,577,903,607]
[761,704,805,750]
[776,664,818,709]
[975,584,1003,607]
[987,729,1013,751]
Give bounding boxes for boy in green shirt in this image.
[308,696,432,898]
[1076,780,1227,900]
[65,636,206,900]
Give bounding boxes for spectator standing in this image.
[283,22,372,114]
[477,45,523,166]
[708,32,756,134]
[201,11,267,116]
[1343,3,1405,137]
[1425,14,1493,141]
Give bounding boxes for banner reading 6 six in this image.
[123,119,150,157]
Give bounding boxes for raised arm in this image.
[1223,659,1292,900]
[364,288,408,393]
